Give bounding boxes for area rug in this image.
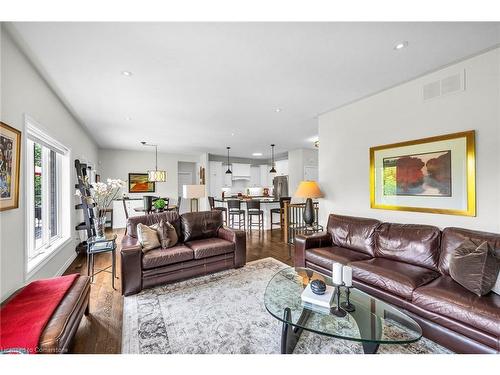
[122,257,451,354]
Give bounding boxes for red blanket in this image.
[0,274,78,354]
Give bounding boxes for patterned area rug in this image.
[122,257,451,354]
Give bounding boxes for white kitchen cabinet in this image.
[275,159,289,176]
[259,165,271,187]
[112,199,144,228]
[250,166,260,187]
[209,161,224,196]
[231,163,251,177]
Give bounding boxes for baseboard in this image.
[55,251,78,276]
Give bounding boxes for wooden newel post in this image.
[283,201,289,242]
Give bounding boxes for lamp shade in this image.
[294,181,323,199]
[148,170,167,182]
[182,184,206,199]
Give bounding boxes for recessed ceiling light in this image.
[121,71,133,76]
[231,132,235,137]
[275,108,282,113]
[252,152,263,157]
[394,41,408,51]
[126,116,132,121]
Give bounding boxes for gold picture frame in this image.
[0,122,22,211]
[370,130,476,216]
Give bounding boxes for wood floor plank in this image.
[65,227,293,353]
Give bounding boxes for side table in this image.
[86,234,118,290]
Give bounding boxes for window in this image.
[26,117,71,274]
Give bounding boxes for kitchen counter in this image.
[215,197,279,203]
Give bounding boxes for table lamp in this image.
[294,181,323,225]
[182,184,206,212]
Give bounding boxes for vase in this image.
[95,216,107,239]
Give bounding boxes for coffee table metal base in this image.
[280,308,380,354]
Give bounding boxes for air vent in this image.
[423,70,465,102]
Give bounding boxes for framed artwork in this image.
[0,122,21,211]
[370,130,475,216]
[128,173,155,193]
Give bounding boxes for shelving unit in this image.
[74,159,96,254]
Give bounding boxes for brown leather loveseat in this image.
[295,214,500,353]
[121,210,246,296]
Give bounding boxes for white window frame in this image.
[24,115,72,279]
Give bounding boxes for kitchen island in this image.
[214,197,281,230]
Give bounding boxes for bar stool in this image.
[227,199,246,230]
[270,196,291,230]
[246,199,264,232]
[208,196,227,224]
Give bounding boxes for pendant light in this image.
[269,144,277,173]
[141,142,167,182]
[225,146,232,174]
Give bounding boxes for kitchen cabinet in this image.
[209,161,225,196]
[112,199,144,228]
[231,163,251,177]
[250,166,260,186]
[260,165,271,187]
[275,159,289,176]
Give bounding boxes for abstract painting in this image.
[128,173,155,193]
[370,131,475,216]
[383,150,451,196]
[0,122,21,211]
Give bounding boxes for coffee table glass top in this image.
[264,267,422,345]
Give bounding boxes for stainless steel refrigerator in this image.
[273,175,289,198]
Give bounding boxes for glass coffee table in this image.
[264,267,422,354]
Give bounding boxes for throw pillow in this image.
[137,223,161,252]
[154,219,178,249]
[449,238,500,296]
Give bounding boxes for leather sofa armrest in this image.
[294,231,332,267]
[218,226,246,268]
[120,235,143,296]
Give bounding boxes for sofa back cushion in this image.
[374,222,441,271]
[440,227,500,277]
[127,211,181,240]
[327,214,380,256]
[181,210,223,242]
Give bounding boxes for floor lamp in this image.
[183,185,206,212]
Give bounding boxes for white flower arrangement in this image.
[75,177,125,236]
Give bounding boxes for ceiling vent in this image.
[423,70,465,102]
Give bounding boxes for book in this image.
[301,283,335,309]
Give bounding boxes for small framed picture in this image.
[128,173,155,193]
[370,130,475,216]
[0,122,22,211]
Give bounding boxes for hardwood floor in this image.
[64,228,294,354]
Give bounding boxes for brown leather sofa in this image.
[121,210,246,296]
[1,275,90,354]
[295,214,500,354]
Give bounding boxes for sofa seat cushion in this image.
[142,245,194,270]
[185,238,235,260]
[350,258,439,300]
[305,246,372,269]
[413,275,500,337]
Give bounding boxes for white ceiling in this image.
[7,22,500,158]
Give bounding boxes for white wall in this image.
[319,48,500,232]
[98,148,200,201]
[0,27,99,301]
[289,148,319,200]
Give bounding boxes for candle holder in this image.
[340,286,355,312]
[330,284,347,317]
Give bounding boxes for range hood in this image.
[229,163,251,180]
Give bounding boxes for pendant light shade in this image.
[141,142,167,182]
[269,144,277,173]
[225,146,232,174]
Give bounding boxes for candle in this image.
[343,266,353,287]
[332,262,343,285]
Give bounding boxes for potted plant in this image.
[153,198,166,212]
